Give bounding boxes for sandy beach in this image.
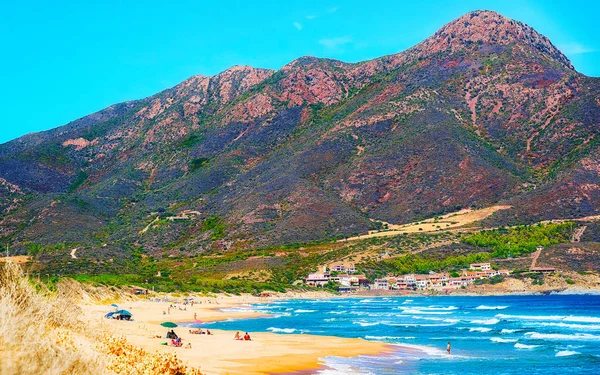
[84,294,392,375]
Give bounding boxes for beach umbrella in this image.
[110,303,118,307]
[115,309,132,316]
[161,322,178,328]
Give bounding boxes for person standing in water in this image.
[447,342,451,354]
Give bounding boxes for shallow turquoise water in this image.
[202,295,600,374]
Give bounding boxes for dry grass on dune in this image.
[0,262,202,375]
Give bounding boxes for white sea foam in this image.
[220,307,254,312]
[294,309,316,313]
[394,343,471,359]
[564,316,600,323]
[389,323,453,327]
[538,322,600,331]
[324,318,337,322]
[423,306,458,311]
[402,299,414,304]
[469,327,492,333]
[328,311,346,315]
[353,321,380,327]
[411,315,444,321]
[490,337,518,343]
[394,343,447,356]
[267,327,296,333]
[501,329,520,334]
[497,314,600,323]
[316,363,376,375]
[365,335,415,340]
[401,306,457,311]
[470,318,500,325]
[400,309,452,315]
[514,343,540,350]
[525,332,600,341]
[556,350,580,357]
[476,305,508,310]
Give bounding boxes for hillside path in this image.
[572,226,587,242]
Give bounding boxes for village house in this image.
[372,278,389,290]
[329,262,356,273]
[305,272,330,287]
[415,275,429,289]
[428,273,449,288]
[396,279,408,290]
[337,273,351,286]
[405,275,417,288]
[304,263,510,291]
[450,278,466,288]
[350,274,369,288]
[469,263,491,271]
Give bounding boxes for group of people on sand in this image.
[166,330,183,347]
[189,328,212,335]
[233,331,251,341]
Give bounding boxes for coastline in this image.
[82,279,600,374]
[84,294,393,375]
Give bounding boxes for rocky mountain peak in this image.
[415,10,573,69]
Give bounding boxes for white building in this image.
[372,278,390,290]
[469,263,491,271]
[404,274,417,288]
[330,262,356,273]
[305,273,330,287]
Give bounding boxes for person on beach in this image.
[206,329,212,335]
[447,342,451,354]
[244,332,251,341]
[194,313,197,321]
[234,331,242,340]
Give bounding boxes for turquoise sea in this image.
[203,295,600,374]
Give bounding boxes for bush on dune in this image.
[0,262,201,375]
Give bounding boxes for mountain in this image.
[1,10,598,269]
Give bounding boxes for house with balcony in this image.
[305,272,330,287]
[330,262,356,273]
[469,263,491,271]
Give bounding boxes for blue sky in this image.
[1,0,598,144]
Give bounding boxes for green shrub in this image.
[461,222,574,258]
[189,158,210,172]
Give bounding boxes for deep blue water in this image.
[203,295,600,374]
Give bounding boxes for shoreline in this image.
[83,285,600,374]
[83,294,393,375]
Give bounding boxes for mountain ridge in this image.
[0,10,598,270]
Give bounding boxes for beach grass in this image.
[0,261,202,375]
